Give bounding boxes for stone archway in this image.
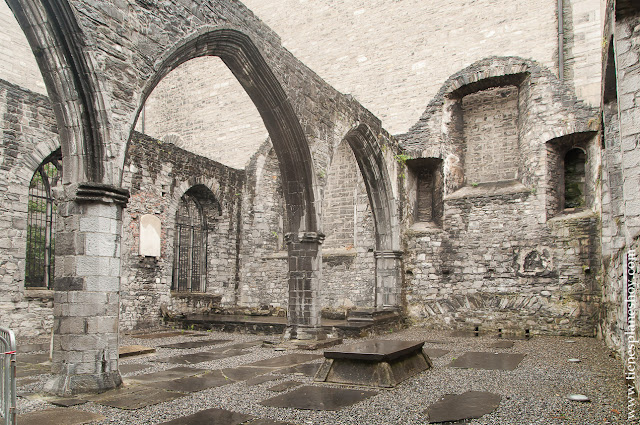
[343,124,401,308]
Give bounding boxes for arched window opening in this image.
[564,148,586,209]
[26,150,62,288]
[173,192,207,292]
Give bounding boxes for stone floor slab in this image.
[147,371,234,392]
[221,366,273,381]
[247,354,322,368]
[132,331,193,339]
[119,363,151,374]
[425,391,501,423]
[91,386,184,410]
[260,385,377,410]
[268,380,302,392]
[159,339,232,349]
[491,341,515,349]
[246,375,280,386]
[17,407,104,425]
[48,397,87,407]
[158,408,254,425]
[423,348,449,358]
[276,363,321,377]
[448,352,526,371]
[119,345,156,358]
[247,419,297,425]
[155,349,246,365]
[126,366,207,383]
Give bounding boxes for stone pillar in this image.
[45,183,129,396]
[374,250,404,308]
[285,232,325,340]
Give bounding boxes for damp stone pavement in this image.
[14,328,625,424]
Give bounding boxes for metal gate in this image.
[0,327,16,425]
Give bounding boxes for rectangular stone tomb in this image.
[314,339,432,388]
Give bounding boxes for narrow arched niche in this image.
[564,148,586,209]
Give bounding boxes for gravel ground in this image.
[16,327,627,424]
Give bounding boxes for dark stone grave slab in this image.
[425,391,501,423]
[246,353,322,368]
[324,340,424,361]
[18,353,50,364]
[268,380,302,392]
[158,408,253,425]
[119,345,156,357]
[248,420,297,425]
[260,385,377,410]
[424,348,449,359]
[155,349,245,365]
[448,352,526,371]
[159,339,231,349]
[224,340,263,350]
[48,397,87,407]
[147,370,233,392]
[277,363,321,377]
[91,386,184,410]
[17,408,104,425]
[491,341,515,349]
[221,366,273,381]
[246,375,280,386]
[126,366,207,383]
[119,363,150,374]
[132,331,193,339]
[316,340,432,388]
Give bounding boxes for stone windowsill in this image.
[24,288,54,301]
[323,248,358,258]
[262,251,288,260]
[548,208,595,222]
[407,221,443,235]
[170,291,222,301]
[446,180,530,200]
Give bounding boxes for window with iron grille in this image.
[172,192,207,292]
[25,150,62,289]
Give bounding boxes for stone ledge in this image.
[547,208,596,222]
[446,180,530,200]
[24,289,54,301]
[169,292,222,303]
[262,251,288,260]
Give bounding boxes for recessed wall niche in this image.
[406,158,443,226]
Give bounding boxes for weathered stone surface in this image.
[425,391,501,423]
[448,352,526,371]
[158,408,253,425]
[16,408,104,425]
[260,385,378,410]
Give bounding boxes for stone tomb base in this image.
[314,339,432,388]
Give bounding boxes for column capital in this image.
[374,250,404,259]
[284,231,326,245]
[75,182,130,206]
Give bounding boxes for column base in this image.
[284,325,327,341]
[44,371,122,396]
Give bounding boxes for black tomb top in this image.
[324,339,425,362]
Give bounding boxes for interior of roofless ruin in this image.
[0,0,639,416]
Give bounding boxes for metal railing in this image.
[0,327,16,425]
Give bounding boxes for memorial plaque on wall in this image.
[140,214,161,257]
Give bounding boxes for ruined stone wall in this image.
[120,132,245,330]
[238,142,289,309]
[462,86,520,184]
[135,56,268,169]
[598,0,640,398]
[0,3,47,95]
[0,78,58,338]
[321,140,376,312]
[399,58,601,335]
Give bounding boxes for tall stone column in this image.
[374,250,404,309]
[45,183,129,396]
[285,232,325,340]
